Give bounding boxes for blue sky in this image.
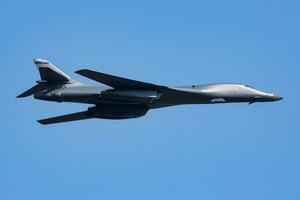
[1,0,299,199]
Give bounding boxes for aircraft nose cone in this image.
[272,94,283,101]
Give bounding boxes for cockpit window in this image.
[245,85,252,88]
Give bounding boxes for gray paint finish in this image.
[17,59,282,125]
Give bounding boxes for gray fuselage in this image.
[34,82,282,108]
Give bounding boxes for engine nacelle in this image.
[87,104,149,119]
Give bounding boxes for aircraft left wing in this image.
[75,69,168,91]
[38,111,90,125]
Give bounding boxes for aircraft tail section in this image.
[17,58,74,98]
[33,58,72,83]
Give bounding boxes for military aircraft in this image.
[17,59,282,125]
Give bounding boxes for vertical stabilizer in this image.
[33,58,72,83]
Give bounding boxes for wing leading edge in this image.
[75,69,168,91]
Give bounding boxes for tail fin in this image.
[17,59,73,98]
[33,58,72,83]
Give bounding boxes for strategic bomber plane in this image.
[17,59,282,125]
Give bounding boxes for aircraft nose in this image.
[271,94,283,101]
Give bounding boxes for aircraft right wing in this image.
[75,69,169,91]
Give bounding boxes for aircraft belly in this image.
[87,104,148,119]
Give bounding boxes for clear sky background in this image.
[1,0,299,199]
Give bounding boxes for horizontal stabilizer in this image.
[75,69,167,91]
[38,111,90,125]
[17,83,48,98]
